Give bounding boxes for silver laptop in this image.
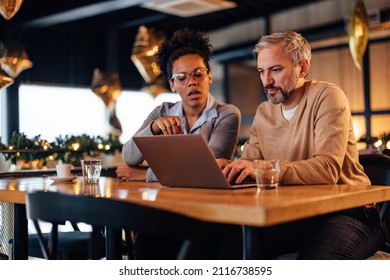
[133,134,257,189]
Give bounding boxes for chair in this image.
[24,223,105,260]
[9,218,106,260]
[25,190,231,260]
[0,170,107,260]
[359,153,390,253]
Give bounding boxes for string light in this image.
[72,143,80,151]
[374,140,382,148]
[0,132,123,166]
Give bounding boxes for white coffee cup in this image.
[56,164,72,178]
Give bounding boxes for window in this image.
[116,90,181,143]
[19,84,180,143]
[309,41,390,142]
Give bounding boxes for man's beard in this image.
[264,74,299,105]
[265,87,291,104]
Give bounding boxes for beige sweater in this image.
[241,80,370,185]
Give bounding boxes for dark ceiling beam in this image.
[213,44,255,63]
[119,14,170,28]
[22,0,149,29]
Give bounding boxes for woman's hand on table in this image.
[116,164,147,181]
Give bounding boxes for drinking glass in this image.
[81,159,102,183]
[253,159,280,189]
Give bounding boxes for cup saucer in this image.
[49,175,77,182]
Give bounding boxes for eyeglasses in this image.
[170,67,209,84]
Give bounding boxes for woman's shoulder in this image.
[154,100,181,112]
[214,98,240,116]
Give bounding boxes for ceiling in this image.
[1,0,328,88]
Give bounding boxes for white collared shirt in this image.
[164,93,218,134]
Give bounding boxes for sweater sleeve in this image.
[122,103,173,182]
[208,104,241,160]
[122,107,160,166]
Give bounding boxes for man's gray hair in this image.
[253,31,311,67]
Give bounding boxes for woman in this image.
[117,27,241,259]
[117,27,241,182]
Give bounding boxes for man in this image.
[217,31,384,259]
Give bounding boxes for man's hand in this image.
[218,159,255,184]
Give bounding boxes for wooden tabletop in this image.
[2,176,390,227]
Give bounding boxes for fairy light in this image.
[0,132,123,166]
[373,140,382,148]
[72,143,80,151]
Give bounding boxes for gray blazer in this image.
[122,94,241,181]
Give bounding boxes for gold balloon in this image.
[91,68,122,136]
[141,75,169,98]
[0,68,14,89]
[141,84,169,98]
[91,68,122,107]
[0,0,24,20]
[348,0,369,70]
[131,25,166,84]
[0,42,33,77]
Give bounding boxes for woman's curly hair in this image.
[156,27,212,81]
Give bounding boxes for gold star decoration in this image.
[90,68,123,136]
[0,0,24,20]
[131,25,166,84]
[0,42,33,77]
[91,68,122,107]
[0,68,14,89]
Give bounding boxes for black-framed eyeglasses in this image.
[170,67,209,84]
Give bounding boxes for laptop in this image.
[133,134,257,189]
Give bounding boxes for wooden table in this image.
[1,176,390,259]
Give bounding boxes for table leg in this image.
[242,225,260,260]
[105,227,122,260]
[13,203,28,260]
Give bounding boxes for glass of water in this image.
[80,159,102,183]
[253,159,280,189]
